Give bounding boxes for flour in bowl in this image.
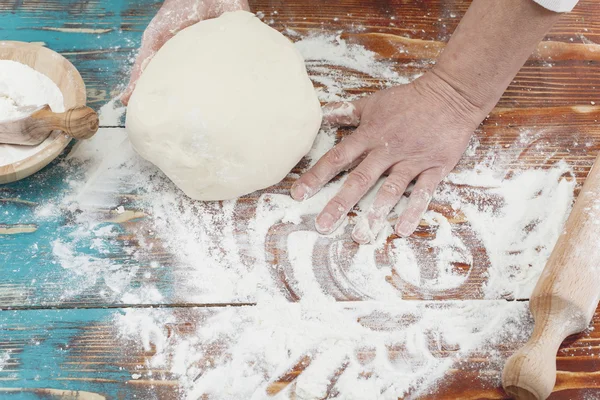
[0,59,65,167]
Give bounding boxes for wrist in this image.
[428,0,559,119]
[414,71,489,131]
[431,60,502,118]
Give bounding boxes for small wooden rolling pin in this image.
[502,155,600,400]
[0,105,99,146]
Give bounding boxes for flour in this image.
[115,301,532,399]
[42,29,579,398]
[98,97,126,126]
[295,34,413,102]
[0,60,65,167]
[0,133,60,168]
[0,352,9,372]
[449,162,576,299]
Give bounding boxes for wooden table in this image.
[1,0,600,398]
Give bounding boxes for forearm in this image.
[433,0,561,113]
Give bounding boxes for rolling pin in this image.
[502,155,600,400]
[0,105,99,146]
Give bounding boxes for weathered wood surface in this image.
[0,0,599,109]
[4,113,600,307]
[1,0,600,398]
[0,305,598,399]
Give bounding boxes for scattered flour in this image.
[295,34,414,102]
[0,352,9,372]
[449,162,576,299]
[0,60,65,167]
[115,301,531,400]
[38,30,578,398]
[98,97,126,126]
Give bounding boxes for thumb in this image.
[121,46,157,106]
[121,19,174,105]
[321,97,367,127]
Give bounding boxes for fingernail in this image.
[316,212,336,234]
[396,220,415,237]
[290,183,304,200]
[291,183,311,201]
[352,218,374,244]
[290,183,307,201]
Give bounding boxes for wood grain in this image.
[503,156,600,399]
[0,0,600,398]
[0,305,598,399]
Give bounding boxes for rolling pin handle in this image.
[503,297,591,400]
[503,339,560,400]
[503,156,600,400]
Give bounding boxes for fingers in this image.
[291,96,371,200]
[122,4,200,105]
[240,0,251,11]
[315,153,391,235]
[321,97,368,127]
[291,133,367,201]
[394,169,441,237]
[352,165,415,244]
[121,23,167,105]
[121,49,153,105]
[352,168,441,243]
[322,102,360,127]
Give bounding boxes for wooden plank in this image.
[425,308,600,399]
[0,304,598,399]
[0,1,597,308]
[0,0,600,396]
[0,1,599,108]
[2,107,599,307]
[0,73,600,308]
[0,307,175,399]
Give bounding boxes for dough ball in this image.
[126,11,322,201]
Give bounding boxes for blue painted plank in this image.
[0,137,176,308]
[0,0,159,108]
[0,308,168,399]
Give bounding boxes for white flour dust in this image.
[0,352,9,372]
[39,31,578,398]
[295,34,413,102]
[98,97,127,126]
[446,163,575,299]
[0,60,65,167]
[116,301,531,400]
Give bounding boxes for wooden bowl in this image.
[0,41,86,184]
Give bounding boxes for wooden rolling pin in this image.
[502,156,600,400]
[0,105,99,145]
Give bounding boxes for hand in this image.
[291,72,488,243]
[121,0,250,105]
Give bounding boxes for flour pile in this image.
[0,60,64,120]
[40,33,577,398]
[0,60,65,167]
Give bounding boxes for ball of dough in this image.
[126,11,322,201]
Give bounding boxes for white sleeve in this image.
[531,0,579,12]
